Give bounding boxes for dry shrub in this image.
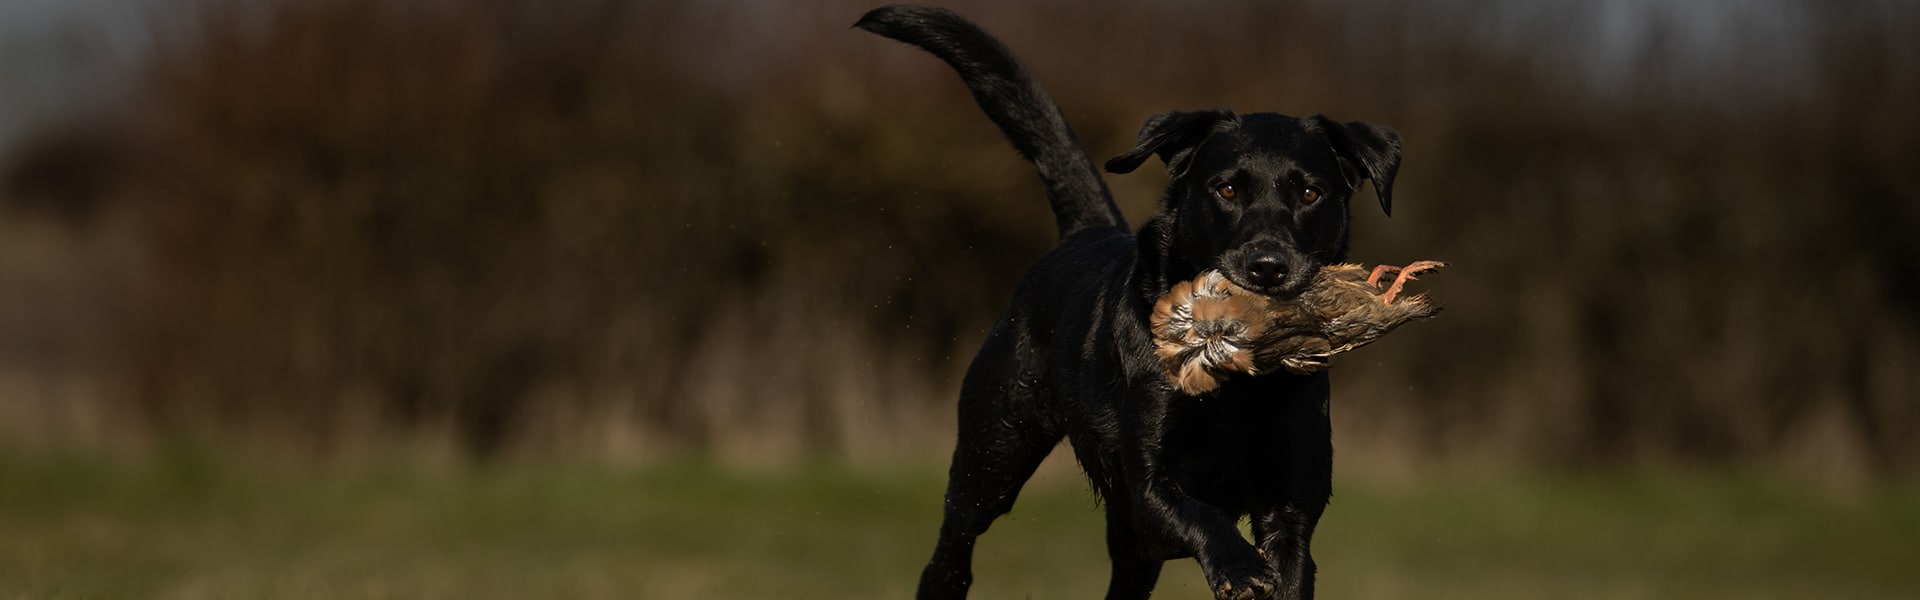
[1,0,1915,475]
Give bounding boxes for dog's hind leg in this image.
[917,413,1058,599]
[918,336,1062,599]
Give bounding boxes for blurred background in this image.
[1,0,1916,598]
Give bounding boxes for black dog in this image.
[856,6,1401,599]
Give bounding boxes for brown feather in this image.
[1149,261,1448,393]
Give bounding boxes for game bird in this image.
[1151,261,1447,394]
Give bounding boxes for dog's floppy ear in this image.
[1319,117,1402,216]
[1104,110,1236,176]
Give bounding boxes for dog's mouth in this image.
[1220,269,1313,300]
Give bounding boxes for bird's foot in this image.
[1380,260,1449,304]
[1367,264,1399,288]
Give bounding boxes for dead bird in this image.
[1151,260,1447,394]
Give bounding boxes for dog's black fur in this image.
[856,6,1401,600]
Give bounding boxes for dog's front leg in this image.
[1138,481,1275,599]
[1251,502,1324,600]
[1248,374,1333,600]
[1124,399,1277,600]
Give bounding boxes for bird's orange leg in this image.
[1380,260,1449,304]
[1367,265,1400,288]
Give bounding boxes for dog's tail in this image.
[855,5,1127,238]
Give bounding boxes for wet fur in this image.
[856,6,1402,600]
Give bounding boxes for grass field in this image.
[2,450,1916,599]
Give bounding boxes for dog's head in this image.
[1108,110,1400,298]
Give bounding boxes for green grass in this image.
[1,451,1915,599]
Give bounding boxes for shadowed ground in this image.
[2,452,1914,599]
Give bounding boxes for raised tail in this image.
[855,5,1127,238]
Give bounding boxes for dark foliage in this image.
[0,0,1914,474]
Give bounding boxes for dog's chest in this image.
[1158,378,1332,506]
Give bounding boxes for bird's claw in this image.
[1366,264,1399,288]
[1380,260,1448,304]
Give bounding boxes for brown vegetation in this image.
[0,0,1915,476]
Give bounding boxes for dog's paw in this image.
[1205,553,1279,600]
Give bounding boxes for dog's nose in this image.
[1244,252,1289,288]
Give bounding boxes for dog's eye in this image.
[1301,186,1322,203]
[1215,184,1237,200]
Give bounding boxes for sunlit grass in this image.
[0,450,1914,599]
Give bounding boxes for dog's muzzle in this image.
[1243,251,1289,289]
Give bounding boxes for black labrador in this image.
[856,6,1401,599]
